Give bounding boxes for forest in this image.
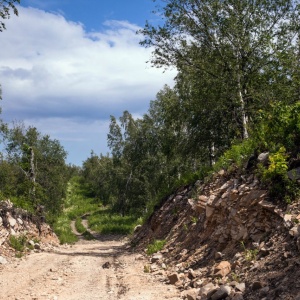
[0,0,300,235]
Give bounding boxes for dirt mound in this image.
[132,170,300,299]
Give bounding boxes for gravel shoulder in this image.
[0,236,181,300]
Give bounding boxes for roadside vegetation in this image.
[53,177,141,243]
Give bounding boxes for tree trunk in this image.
[237,72,249,140]
[28,147,36,206]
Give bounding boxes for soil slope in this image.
[132,170,300,299]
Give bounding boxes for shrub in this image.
[9,235,27,253]
[213,138,256,172]
[258,147,300,202]
[146,239,166,255]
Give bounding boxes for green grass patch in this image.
[54,177,141,242]
[82,230,95,240]
[53,215,78,244]
[75,217,86,234]
[88,208,140,235]
[146,239,166,255]
[53,177,98,243]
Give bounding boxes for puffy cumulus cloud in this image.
[0,6,176,165]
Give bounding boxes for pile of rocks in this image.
[0,200,59,263]
[133,170,300,299]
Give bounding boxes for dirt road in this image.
[0,236,181,300]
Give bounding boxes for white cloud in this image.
[0,6,176,165]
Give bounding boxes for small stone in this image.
[236,282,246,292]
[151,254,163,263]
[231,292,244,300]
[211,285,231,300]
[102,262,111,269]
[287,167,300,180]
[34,243,41,250]
[289,226,299,237]
[150,264,159,272]
[284,214,292,222]
[8,216,17,227]
[252,281,264,291]
[259,286,270,297]
[206,205,215,218]
[213,261,231,278]
[0,256,8,264]
[133,225,142,232]
[199,283,217,298]
[135,254,144,261]
[181,288,199,300]
[257,152,269,164]
[218,169,225,176]
[215,252,223,259]
[168,273,179,284]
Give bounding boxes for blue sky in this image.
[20,0,159,30]
[0,0,176,165]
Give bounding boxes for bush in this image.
[9,235,27,253]
[146,239,166,255]
[213,138,256,172]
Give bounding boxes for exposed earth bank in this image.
[132,170,300,300]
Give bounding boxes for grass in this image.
[75,217,86,234]
[146,239,166,255]
[53,215,78,244]
[241,241,258,262]
[88,208,140,235]
[53,176,141,243]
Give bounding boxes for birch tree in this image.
[141,0,300,139]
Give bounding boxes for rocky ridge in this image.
[132,170,300,299]
[0,199,59,264]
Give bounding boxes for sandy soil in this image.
[0,232,181,300]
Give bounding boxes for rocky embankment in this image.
[132,170,300,300]
[0,200,59,263]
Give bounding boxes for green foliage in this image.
[253,102,300,155]
[144,265,151,273]
[241,241,258,262]
[53,177,97,243]
[146,240,166,256]
[53,215,78,244]
[9,234,27,253]
[191,216,198,224]
[75,217,86,234]
[0,123,70,217]
[82,230,95,240]
[262,147,288,180]
[213,139,256,172]
[0,0,20,32]
[88,208,138,235]
[252,102,300,202]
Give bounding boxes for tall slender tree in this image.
[141,0,300,139]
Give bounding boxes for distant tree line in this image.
[0,122,78,220]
